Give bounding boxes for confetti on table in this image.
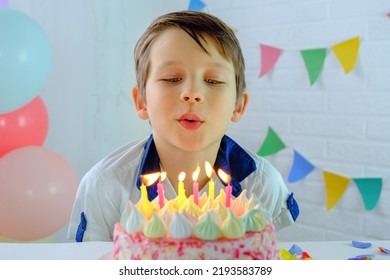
[280,245,314,260]
[279,248,297,260]
[348,254,375,260]
[352,240,372,249]
[301,251,313,260]
[378,246,390,255]
[288,244,303,255]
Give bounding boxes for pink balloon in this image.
[0,146,79,241]
[0,96,48,157]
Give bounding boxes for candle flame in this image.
[217,168,230,184]
[205,161,214,178]
[160,171,167,181]
[178,171,186,182]
[192,165,200,181]
[141,172,160,186]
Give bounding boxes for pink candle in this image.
[157,172,167,209]
[157,181,164,208]
[225,183,232,208]
[193,181,199,205]
[192,165,200,205]
[217,168,232,207]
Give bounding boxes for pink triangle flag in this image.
[259,44,283,78]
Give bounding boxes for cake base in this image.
[113,223,278,260]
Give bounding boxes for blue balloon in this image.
[0,9,52,113]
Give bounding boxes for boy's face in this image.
[133,27,247,153]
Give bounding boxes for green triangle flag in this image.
[353,178,382,210]
[300,48,327,85]
[257,127,286,157]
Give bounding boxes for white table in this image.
[0,240,389,260]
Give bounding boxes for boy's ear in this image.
[231,92,248,122]
[132,86,149,120]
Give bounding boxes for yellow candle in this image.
[140,183,148,202]
[136,183,153,219]
[205,161,215,200]
[209,178,215,200]
[175,172,187,209]
[137,173,159,219]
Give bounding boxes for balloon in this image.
[0,0,9,8]
[0,96,49,158]
[0,147,79,241]
[0,9,52,113]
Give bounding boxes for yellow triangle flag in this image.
[331,36,360,74]
[322,171,351,210]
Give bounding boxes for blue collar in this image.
[136,134,257,201]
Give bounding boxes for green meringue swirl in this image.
[242,208,267,232]
[221,208,245,239]
[144,212,167,238]
[193,212,220,240]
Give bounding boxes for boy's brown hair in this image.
[134,10,246,105]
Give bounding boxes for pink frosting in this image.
[113,222,278,260]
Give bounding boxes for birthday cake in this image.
[113,171,278,260]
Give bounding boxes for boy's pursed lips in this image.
[176,112,204,130]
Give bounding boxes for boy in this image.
[68,10,299,242]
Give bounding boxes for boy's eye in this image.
[162,77,182,83]
[205,79,223,85]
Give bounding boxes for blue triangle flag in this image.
[188,0,206,11]
[288,150,315,183]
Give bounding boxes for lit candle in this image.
[225,182,232,208]
[176,171,186,208]
[157,172,167,209]
[217,169,232,207]
[205,161,215,200]
[139,172,160,219]
[192,165,200,205]
[140,182,148,203]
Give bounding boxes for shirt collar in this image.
[136,134,257,200]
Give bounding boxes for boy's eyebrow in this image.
[156,60,231,70]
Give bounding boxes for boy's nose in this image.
[181,82,204,103]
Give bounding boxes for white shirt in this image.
[67,135,298,242]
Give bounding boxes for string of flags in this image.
[257,127,383,211]
[259,36,361,85]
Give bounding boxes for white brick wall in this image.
[209,0,390,241]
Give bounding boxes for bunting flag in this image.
[353,178,383,210]
[322,171,351,210]
[331,36,360,74]
[287,150,315,183]
[300,48,327,85]
[259,44,283,78]
[257,127,286,157]
[188,0,206,11]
